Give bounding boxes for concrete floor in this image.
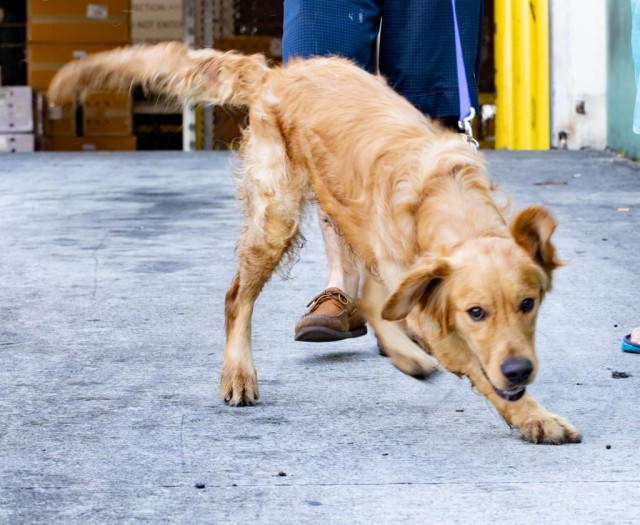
[0,150,639,523]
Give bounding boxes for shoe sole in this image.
[294,324,368,343]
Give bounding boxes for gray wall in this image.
[608,0,640,157]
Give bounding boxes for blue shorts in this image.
[282,0,483,118]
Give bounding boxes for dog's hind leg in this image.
[221,132,304,406]
[360,274,438,379]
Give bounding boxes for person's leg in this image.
[284,0,382,342]
[283,0,382,72]
[378,0,483,118]
[318,207,360,296]
[293,205,368,343]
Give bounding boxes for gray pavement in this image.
[0,150,639,523]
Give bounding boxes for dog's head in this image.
[382,205,562,401]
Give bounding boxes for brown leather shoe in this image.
[294,288,367,342]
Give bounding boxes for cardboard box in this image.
[45,91,132,137]
[28,19,129,44]
[49,135,136,151]
[28,1,130,18]
[0,133,35,152]
[33,91,77,137]
[28,43,117,91]
[0,86,33,132]
[28,0,130,43]
[131,0,183,44]
[47,101,78,136]
[83,91,132,135]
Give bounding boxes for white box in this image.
[0,87,33,133]
[0,134,35,153]
[131,0,183,44]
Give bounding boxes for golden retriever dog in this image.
[48,42,581,444]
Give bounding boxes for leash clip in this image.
[458,107,479,152]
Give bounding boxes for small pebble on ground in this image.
[612,371,632,379]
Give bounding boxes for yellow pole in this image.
[534,0,550,149]
[495,0,550,149]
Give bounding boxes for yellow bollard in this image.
[495,0,550,149]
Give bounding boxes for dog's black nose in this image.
[501,358,533,385]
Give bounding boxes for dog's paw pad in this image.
[220,364,259,407]
[520,413,582,445]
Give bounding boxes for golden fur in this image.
[49,42,580,444]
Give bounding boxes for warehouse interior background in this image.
[0,0,638,157]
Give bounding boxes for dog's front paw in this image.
[220,363,259,406]
[390,351,438,380]
[518,412,581,445]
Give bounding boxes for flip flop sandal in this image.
[621,334,640,353]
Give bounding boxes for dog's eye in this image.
[520,298,535,313]
[467,306,486,321]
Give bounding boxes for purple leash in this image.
[451,0,478,149]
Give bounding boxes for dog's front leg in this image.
[361,275,438,378]
[476,377,581,445]
[495,392,582,445]
[434,342,581,444]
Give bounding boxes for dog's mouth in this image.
[481,367,526,402]
[493,384,526,402]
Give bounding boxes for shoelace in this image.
[306,289,351,311]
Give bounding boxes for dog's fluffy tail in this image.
[48,41,269,107]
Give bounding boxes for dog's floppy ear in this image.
[381,257,451,325]
[511,205,563,279]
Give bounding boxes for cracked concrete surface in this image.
[0,151,639,523]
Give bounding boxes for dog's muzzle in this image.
[481,367,526,402]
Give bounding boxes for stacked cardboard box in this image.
[28,43,117,92]
[0,86,34,152]
[0,2,31,152]
[45,91,133,137]
[28,0,130,43]
[27,0,136,151]
[131,0,183,44]
[130,1,184,150]
[45,90,136,151]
